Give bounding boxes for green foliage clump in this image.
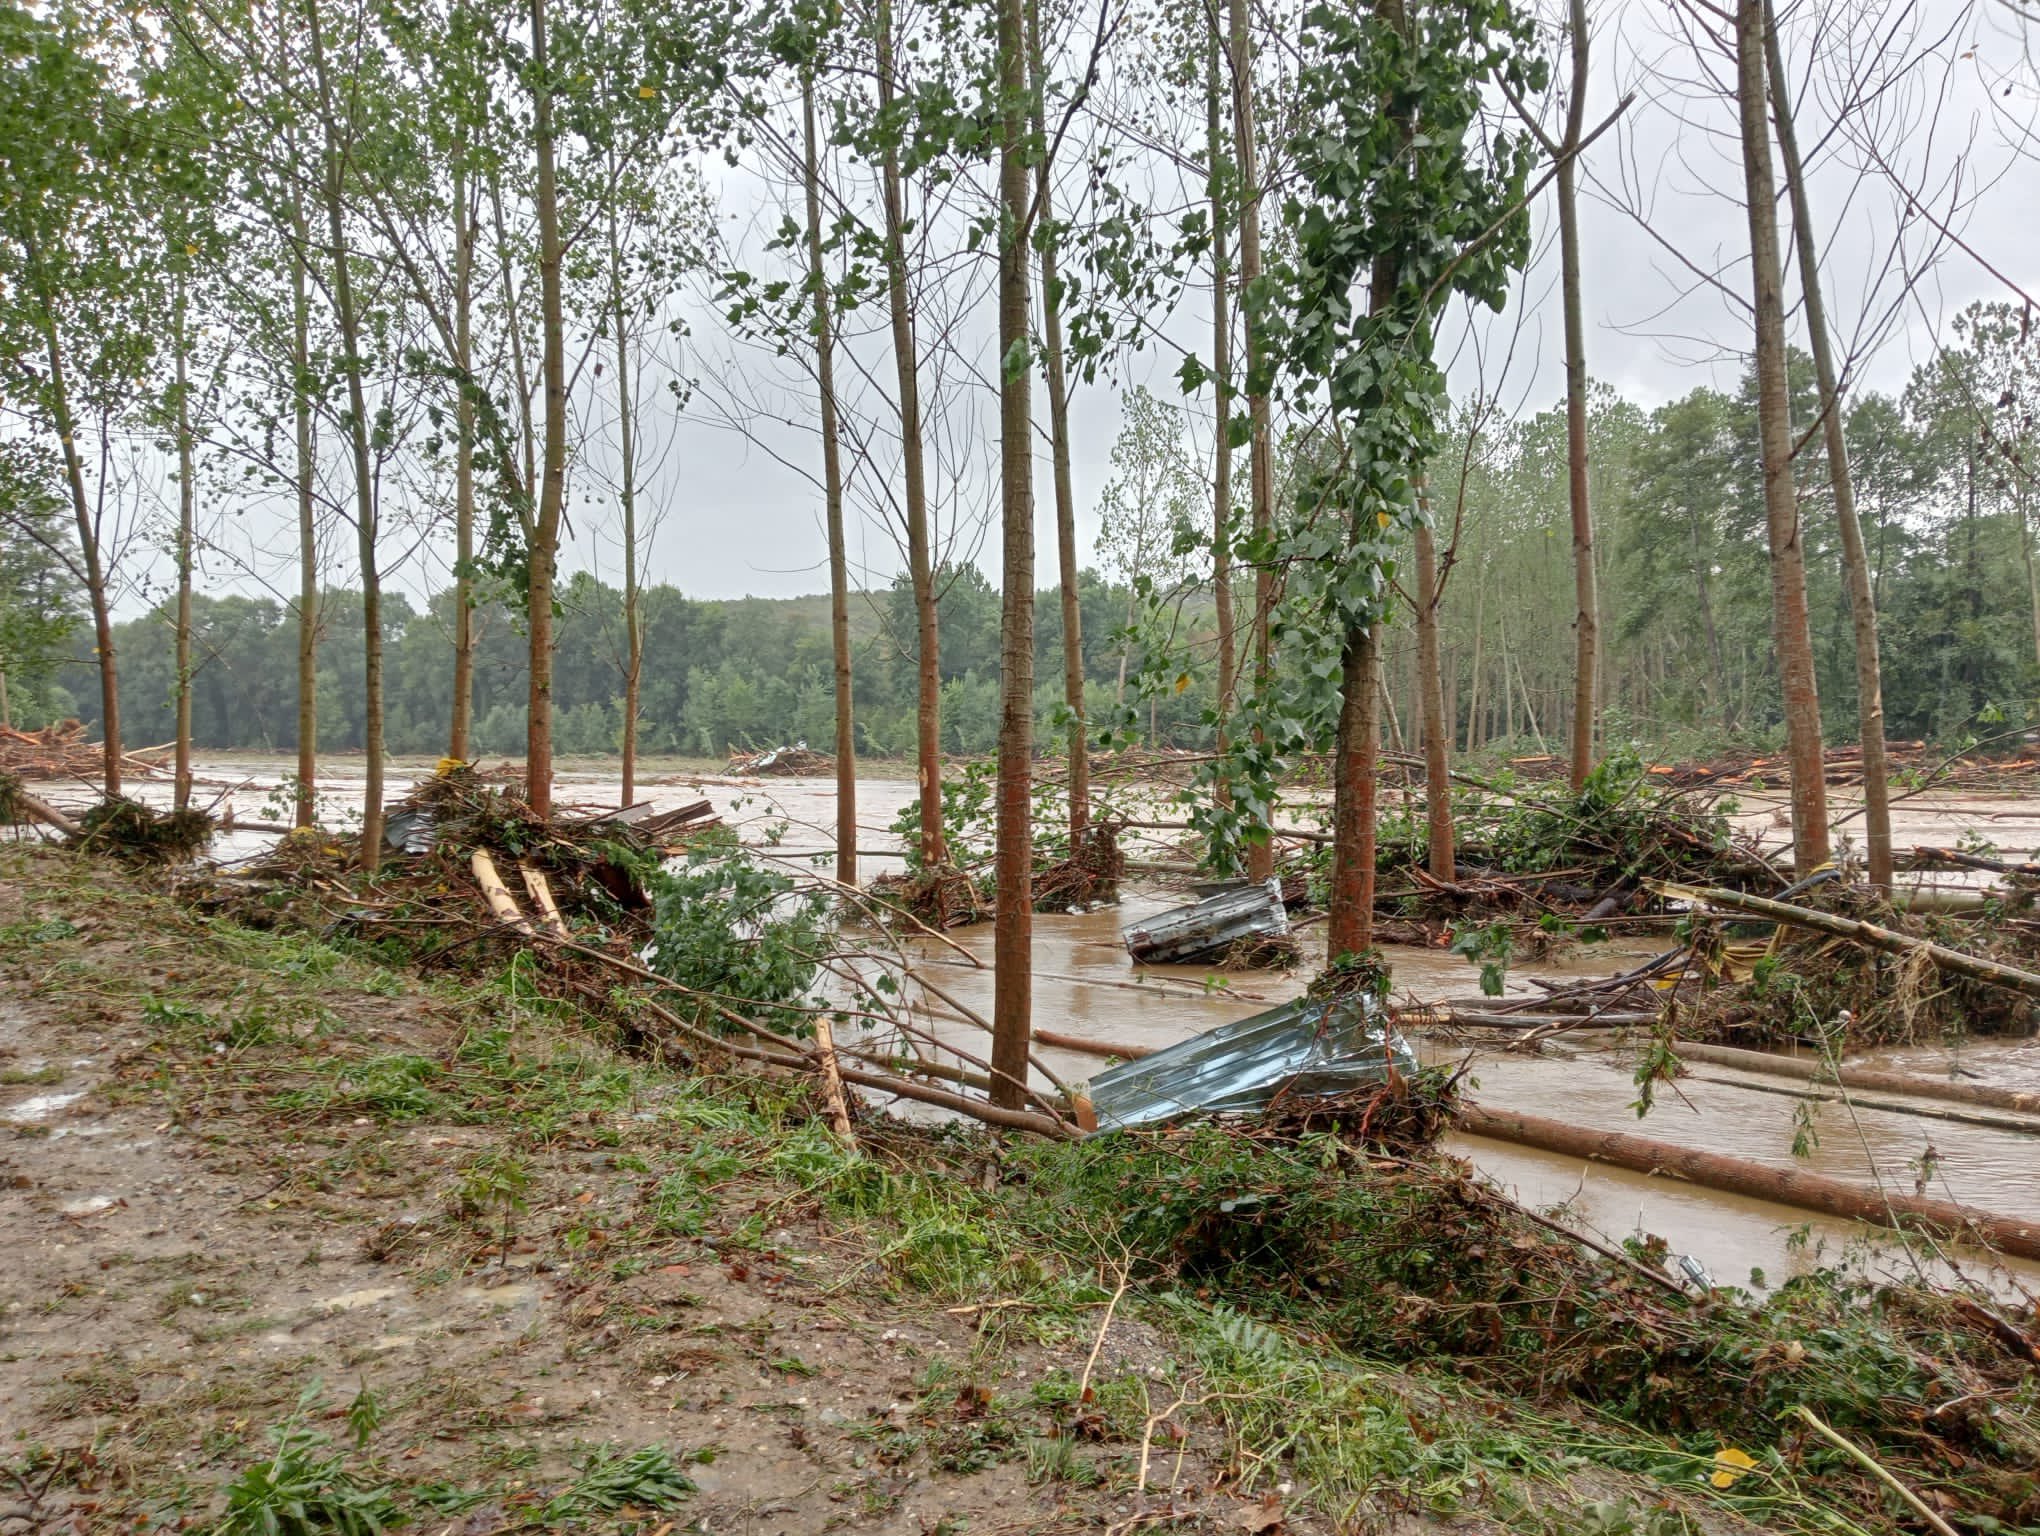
[645,838,829,1038]
[211,1385,398,1536]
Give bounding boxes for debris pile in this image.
[0,720,164,780]
[728,744,835,777]
[1033,822,1123,913]
[76,796,214,862]
[870,863,987,930]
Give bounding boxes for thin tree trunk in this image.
[1736,0,1828,875]
[609,216,642,809]
[1466,562,1485,753]
[803,77,857,886]
[40,312,120,797]
[1026,0,1086,844]
[991,0,1035,1111]
[874,0,944,866]
[1228,0,1275,882]
[1413,510,1455,880]
[307,7,384,864]
[525,0,566,821]
[2022,486,2040,671]
[289,195,318,828]
[1205,14,1236,728]
[450,155,476,763]
[1763,3,1889,890]
[1555,0,1596,793]
[173,268,196,811]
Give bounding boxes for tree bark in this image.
[1763,3,1890,891]
[525,0,566,821]
[1556,0,1596,794]
[306,5,382,865]
[450,154,476,763]
[1327,621,1381,958]
[45,321,120,798]
[874,0,944,866]
[1735,0,1829,875]
[1412,504,1455,881]
[1027,0,1086,845]
[1205,14,1236,731]
[803,77,857,887]
[1228,0,1275,882]
[610,229,642,809]
[289,190,318,828]
[173,268,196,811]
[991,0,1035,1110]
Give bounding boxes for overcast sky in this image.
[172,0,2040,618]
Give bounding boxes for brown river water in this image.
[58,759,2040,1297]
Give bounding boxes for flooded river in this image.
[49,758,2040,1296]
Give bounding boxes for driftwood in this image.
[7,786,83,838]
[1456,1103,2040,1262]
[470,851,535,935]
[1655,880,2040,999]
[1671,1039,2040,1116]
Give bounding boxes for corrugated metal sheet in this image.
[1122,878,1289,965]
[1083,991,1416,1132]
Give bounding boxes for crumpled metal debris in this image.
[1122,878,1289,965]
[1081,990,1416,1132]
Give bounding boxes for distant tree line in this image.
[26,566,1215,760]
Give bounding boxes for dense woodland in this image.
[2,0,2038,1093]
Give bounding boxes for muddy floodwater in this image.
[55,758,2040,1296]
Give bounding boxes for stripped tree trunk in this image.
[307,4,383,866]
[1228,0,1275,882]
[990,0,1035,1110]
[1735,0,1829,874]
[803,77,858,886]
[173,268,196,811]
[1413,507,1455,880]
[1205,14,1236,730]
[1763,3,1890,890]
[449,154,476,763]
[1556,0,1596,793]
[874,0,944,866]
[1026,0,1085,843]
[525,0,567,821]
[289,190,318,828]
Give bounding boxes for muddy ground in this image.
[3,843,1529,1536]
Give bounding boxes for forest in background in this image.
[13,320,2036,760]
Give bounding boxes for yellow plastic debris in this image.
[1710,1446,1758,1489]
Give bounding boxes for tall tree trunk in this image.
[1413,502,1454,880]
[289,194,318,828]
[525,0,566,821]
[1205,14,1236,732]
[803,76,857,886]
[39,309,120,796]
[2021,485,2040,672]
[307,7,383,866]
[874,0,944,866]
[1328,622,1381,957]
[608,207,642,809]
[173,268,196,811]
[1763,2,1890,891]
[1026,0,1086,844]
[1556,0,1597,794]
[991,0,1035,1111]
[1228,0,1275,882]
[1466,561,1484,753]
[1735,0,1828,875]
[450,154,476,763]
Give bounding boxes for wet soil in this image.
[0,844,1332,1535]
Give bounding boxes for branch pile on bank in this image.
[0,720,167,779]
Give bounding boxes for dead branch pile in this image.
[870,863,987,930]
[1033,822,1124,913]
[728,745,835,777]
[76,797,214,862]
[0,720,165,780]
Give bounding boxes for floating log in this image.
[1457,1103,2040,1262]
[1672,1039,2040,1116]
[1124,878,1290,965]
[7,786,83,838]
[1033,1027,1156,1061]
[1656,880,2040,999]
